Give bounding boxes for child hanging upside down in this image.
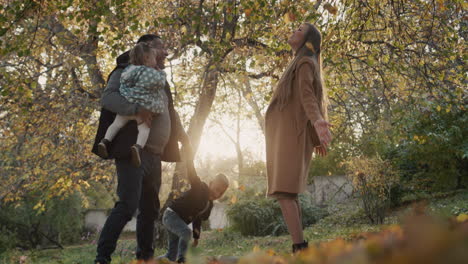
[159,162,229,263]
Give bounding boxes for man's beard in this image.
[157,60,165,69]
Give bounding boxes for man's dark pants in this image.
[95,149,161,263]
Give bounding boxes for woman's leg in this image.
[278,198,304,244]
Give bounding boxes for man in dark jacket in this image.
[159,162,229,263]
[92,34,193,264]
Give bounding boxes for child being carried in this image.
[98,42,167,167]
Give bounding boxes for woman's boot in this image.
[292,240,309,253]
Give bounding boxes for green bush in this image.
[389,185,404,208]
[0,226,18,253]
[343,155,400,224]
[0,192,84,250]
[309,144,348,178]
[390,100,468,191]
[226,193,328,236]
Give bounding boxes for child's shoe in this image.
[97,139,110,158]
[131,144,143,167]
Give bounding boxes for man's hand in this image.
[136,107,153,127]
[192,239,199,248]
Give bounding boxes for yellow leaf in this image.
[244,8,252,17]
[456,214,468,222]
[436,105,441,112]
[33,167,42,175]
[283,12,290,23]
[437,0,445,10]
[238,185,246,191]
[324,3,338,15]
[253,245,260,252]
[283,12,296,23]
[231,195,237,204]
[33,201,44,212]
[181,25,187,34]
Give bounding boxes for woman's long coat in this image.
[265,56,324,195]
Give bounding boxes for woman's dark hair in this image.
[137,34,161,43]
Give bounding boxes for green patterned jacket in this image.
[119,65,168,114]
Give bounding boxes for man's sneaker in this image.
[97,139,110,158]
[131,144,143,167]
[177,257,186,263]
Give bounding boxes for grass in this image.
[427,190,468,217]
[2,189,467,264]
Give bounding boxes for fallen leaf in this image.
[324,3,338,15]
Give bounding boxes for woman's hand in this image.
[313,119,332,148]
[314,145,327,157]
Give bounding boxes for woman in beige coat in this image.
[265,23,332,252]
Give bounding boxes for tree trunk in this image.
[168,62,219,196]
[154,61,221,246]
[241,75,265,136]
[235,89,244,179]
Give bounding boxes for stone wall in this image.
[85,204,229,232]
[84,209,136,232]
[209,202,228,229]
[308,175,354,205]
[85,177,352,232]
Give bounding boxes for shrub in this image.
[343,155,399,224]
[391,100,468,191]
[0,226,18,253]
[0,192,84,250]
[309,144,348,178]
[227,193,328,236]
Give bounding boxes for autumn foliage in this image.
[183,214,468,264]
[1,0,467,260]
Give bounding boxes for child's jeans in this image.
[105,114,150,147]
[162,208,192,262]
